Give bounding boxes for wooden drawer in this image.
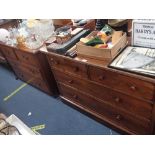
[48,54,88,79]
[9,59,42,79]
[53,69,152,120]
[0,50,3,57]
[13,67,50,94]
[15,49,39,66]
[0,46,17,60]
[89,66,155,102]
[59,83,152,134]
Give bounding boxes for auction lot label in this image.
[132,21,155,48]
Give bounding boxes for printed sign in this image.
[132,20,155,48]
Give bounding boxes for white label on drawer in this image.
[132,20,155,48]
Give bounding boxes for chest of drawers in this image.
[47,52,155,134]
[0,44,58,96]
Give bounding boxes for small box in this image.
[76,31,127,61]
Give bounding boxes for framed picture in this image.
[109,46,155,77]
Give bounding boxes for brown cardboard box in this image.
[76,31,127,61]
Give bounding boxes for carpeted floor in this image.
[0,63,119,135]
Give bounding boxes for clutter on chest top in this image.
[109,20,155,77]
[76,24,127,61]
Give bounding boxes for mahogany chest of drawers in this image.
[46,52,155,134]
[0,44,58,96]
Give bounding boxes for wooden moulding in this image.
[76,31,127,61]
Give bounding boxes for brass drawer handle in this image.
[116,114,121,120]
[115,97,121,103]
[73,94,78,99]
[68,80,73,84]
[130,85,136,91]
[98,75,105,80]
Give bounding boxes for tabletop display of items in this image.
[0,19,55,50]
[76,24,127,61]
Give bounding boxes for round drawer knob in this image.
[98,75,105,80]
[116,114,121,120]
[68,80,73,84]
[115,97,121,103]
[74,67,79,72]
[130,85,136,91]
[73,94,78,99]
[50,58,54,61]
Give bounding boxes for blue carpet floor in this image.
[0,64,119,135]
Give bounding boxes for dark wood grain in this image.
[58,83,152,135]
[0,44,58,96]
[46,50,155,135]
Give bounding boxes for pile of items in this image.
[80,24,123,49]
[0,19,55,50]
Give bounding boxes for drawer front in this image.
[59,83,151,134]
[53,69,152,120]
[8,59,42,79]
[0,50,3,57]
[13,67,50,94]
[89,66,155,102]
[48,54,88,78]
[0,46,17,60]
[15,49,39,66]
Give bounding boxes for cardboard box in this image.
[76,31,127,61]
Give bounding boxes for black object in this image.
[47,29,90,54]
[95,19,108,30]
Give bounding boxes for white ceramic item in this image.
[0,28,10,43]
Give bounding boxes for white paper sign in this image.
[132,20,155,48]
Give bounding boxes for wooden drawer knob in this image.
[73,94,78,99]
[50,58,54,61]
[115,97,121,103]
[116,114,121,120]
[68,80,73,84]
[74,67,79,72]
[30,69,35,74]
[98,75,105,80]
[130,85,136,91]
